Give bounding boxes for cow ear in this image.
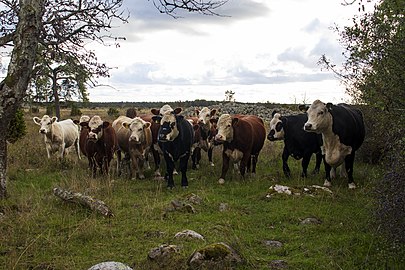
[210,109,217,117]
[144,122,151,129]
[151,108,160,116]
[122,122,130,129]
[51,117,58,123]
[298,104,309,112]
[33,117,41,125]
[102,121,110,128]
[73,119,79,125]
[210,118,218,124]
[326,103,333,111]
[195,109,200,115]
[152,115,161,123]
[232,118,239,126]
[271,110,278,117]
[174,107,182,115]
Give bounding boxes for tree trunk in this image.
[0,1,44,199]
[52,69,61,119]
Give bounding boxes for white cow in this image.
[33,115,81,159]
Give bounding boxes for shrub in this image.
[107,107,119,117]
[7,110,27,143]
[125,107,137,118]
[70,104,82,116]
[46,105,54,115]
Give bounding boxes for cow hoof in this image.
[218,178,225,185]
[210,162,215,167]
[323,180,332,187]
[154,171,161,177]
[182,185,188,189]
[348,183,357,189]
[167,185,175,190]
[173,170,178,175]
[139,175,145,180]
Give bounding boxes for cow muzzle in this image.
[304,123,313,131]
[214,134,225,144]
[40,129,46,134]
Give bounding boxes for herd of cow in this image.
[32,100,365,189]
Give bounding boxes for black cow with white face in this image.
[267,111,323,178]
[152,108,194,189]
[302,100,365,189]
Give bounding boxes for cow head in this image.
[267,112,285,141]
[197,107,217,129]
[122,117,151,144]
[33,115,58,134]
[304,100,333,133]
[88,115,109,141]
[156,110,183,142]
[214,114,236,143]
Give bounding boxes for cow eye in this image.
[318,111,324,116]
[170,122,176,128]
[138,128,143,131]
[47,122,51,125]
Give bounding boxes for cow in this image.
[152,107,194,189]
[33,115,80,160]
[186,116,208,170]
[213,114,266,184]
[73,115,91,158]
[80,115,117,177]
[196,107,218,167]
[267,111,323,178]
[302,100,365,189]
[113,116,152,180]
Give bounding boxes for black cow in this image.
[267,111,323,178]
[303,100,365,189]
[152,108,194,188]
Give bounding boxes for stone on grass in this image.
[300,217,322,225]
[88,261,132,270]
[148,244,180,261]
[263,240,283,248]
[174,229,205,240]
[219,203,229,212]
[268,259,288,269]
[188,242,243,269]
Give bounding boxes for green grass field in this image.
[0,108,403,269]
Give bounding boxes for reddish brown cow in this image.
[138,114,162,176]
[213,114,266,184]
[81,115,117,177]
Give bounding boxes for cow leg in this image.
[239,153,250,178]
[312,152,322,175]
[164,155,175,189]
[282,147,291,178]
[75,138,81,160]
[59,143,66,159]
[179,154,190,187]
[45,144,52,159]
[151,146,161,176]
[301,154,311,178]
[208,145,214,166]
[138,157,146,179]
[345,153,356,189]
[191,147,201,170]
[130,152,138,180]
[116,150,122,176]
[323,156,332,187]
[219,150,230,183]
[251,154,258,176]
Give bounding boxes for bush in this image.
[30,107,39,113]
[70,104,82,116]
[125,107,137,118]
[7,110,27,143]
[46,105,54,116]
[107,107,119,117]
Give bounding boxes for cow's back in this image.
[112,116,131,153]
[58,119,79,148]
[233,115,265,155]
[331,104,365,151]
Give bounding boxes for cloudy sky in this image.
[3,0,365,104]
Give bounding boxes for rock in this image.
[174,229,205,240]
[185,193,203,205]
[148,244,180,261]
[187,242,243,269]
[300,217,322,225]
[268,259,288,269]
[263,240,283,248]
[219,203,229,212]
[87,261,132,270]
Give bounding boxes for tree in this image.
[320,0,404,244]
[0,0,228,198]
[225,90,235,102]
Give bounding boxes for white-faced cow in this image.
[303,100,365,189]
[152,108,194,189]
[33,115,80,160]
[113,116,152,180]
[214,114,266,184]
[267,111,322,178]
[81,115,117,176]
[196,107,218,167]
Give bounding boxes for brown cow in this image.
[213,114,266,184]
[113,116,152,180]
[81,115,117,177]
[196,107,218,166]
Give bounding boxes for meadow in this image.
[0,107,403,269]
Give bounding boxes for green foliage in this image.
[6,110,27,143]
[107,107,119,117]
[45,104,54,115]
[70,103,82,116]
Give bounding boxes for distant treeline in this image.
[27,99,286,110]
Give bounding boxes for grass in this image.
[0,108,404,269]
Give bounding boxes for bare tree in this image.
[0,0,228,198]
